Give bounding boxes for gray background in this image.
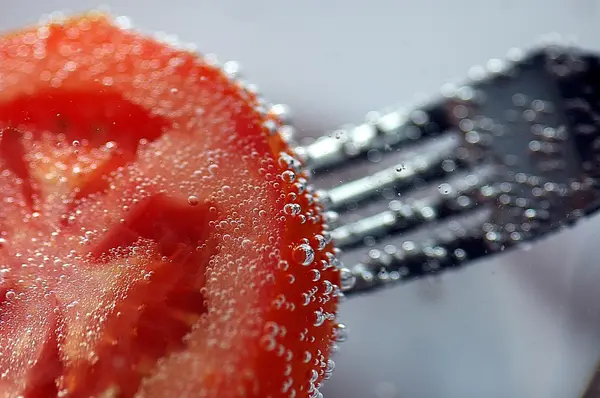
[2,1,600,397]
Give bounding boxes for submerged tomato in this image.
[0,13,341,398]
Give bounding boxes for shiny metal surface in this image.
[306,46,600,295]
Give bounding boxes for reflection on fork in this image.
[293,43,600,295]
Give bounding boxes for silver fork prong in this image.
[330,164,500,249]
[345,206,493,292]
[301,105,448,172]
[325,133,461,210]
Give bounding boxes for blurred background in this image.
[3,1,600,397]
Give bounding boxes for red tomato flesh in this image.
[0,12,340,398]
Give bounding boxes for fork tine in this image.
[330,164,500,249]
[302,43,600,295]
[324,133,461,210]
[348,207,492,291]
[297,104,452,173]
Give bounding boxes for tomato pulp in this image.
[0,12,341,398]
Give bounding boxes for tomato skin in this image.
[0,12,341,398]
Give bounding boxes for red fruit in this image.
[0,12,340,398]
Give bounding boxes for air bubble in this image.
[334,323,348,342]
[302,293,311,306]
[310,269,321,282]
[260,335,276,351]
[438,183,452,195]
[303,351,312,363]
[284,203,302,216]
[294,178,307,194]
[310,369,319,383]
[312,234,327,251]
[278,152,301,173]
[323,280,334,295]
[313,310,326,327]
[325,211,339,225]
[340,268,356,291]
[5,290,15,300]
[281,170,296,183]
[326,252,341,269]
[187,195,199,206]
[287,273,295,284]
[293,243,315,265]
[207,164,218,175]
[278,260,289,271]
[367,149,382,163]
[326,359,335,373]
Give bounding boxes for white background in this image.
[2,1,600,397]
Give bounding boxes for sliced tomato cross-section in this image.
[0,12,340,398]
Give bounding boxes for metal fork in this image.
[289,43,600,297]
[261,41,600,397]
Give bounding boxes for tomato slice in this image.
[0,13,340,398]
